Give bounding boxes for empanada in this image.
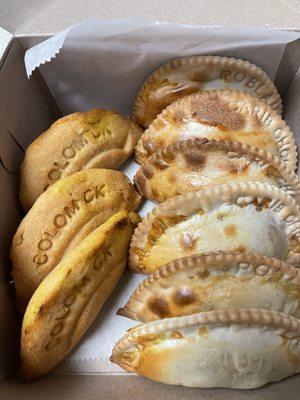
[135,138,300,203]
[111,309,300,388]
[135,90,296,169]
[132,55,282,128]
[21,211,140,380]
[120,251,300,322]
[12,169,142,312]
[129,182,300,273]
[20,109,143,211]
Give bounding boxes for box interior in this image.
[1,17,300,399]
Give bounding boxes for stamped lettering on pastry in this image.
[129,182,300,274]
[135,90,296,170]
[111,309,300,389]
[132,55,282,128]
[20,109,143,211]
[135,138,300,203]
[11,169,142,312]
[119,251,300,322]
[21,211,140,380]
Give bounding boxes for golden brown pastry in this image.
[111,309,300,388]
[135,90,296,170]
[20,109,143,211]
[132,55,282,128]
[21,211,140,380]
[12,169,142,312]
[135,138,300,203]
[119,251,300,322]
[129,182,300,273]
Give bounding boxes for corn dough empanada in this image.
[20,109,143,211]
[21,211,140,380]
[12,169,142,312]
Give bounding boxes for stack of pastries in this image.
[11,55,300,388]
[110,56,300,389]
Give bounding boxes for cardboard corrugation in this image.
[1,16,300,400]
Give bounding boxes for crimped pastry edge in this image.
[132,55,283,128]
[135,89,296,170]
[120,251,300,320]
[112,308,300,357]
[135,138,300,203]
[129,181,300,272]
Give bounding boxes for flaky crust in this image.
[129,182,300,273]
[132,55,282,128]
[20,109,143,211]
[135,90,296,170]
[12,169,142,312]
[119,251,300,322]
[111,309,300,388]
[135,138,300,203]
[21,211,140,380]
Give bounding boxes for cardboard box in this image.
[1,3,300,398]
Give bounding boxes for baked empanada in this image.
[135,138,300,203]
[132,55,282,129]
[12,169,142,312]
[120,251,300,322]
[129,182,300,274]
[21,211,140,380]
[135,90,296,169]
[20,109,143,211]
[111,309,300,388]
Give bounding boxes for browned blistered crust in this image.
[134,138,300,203]
[129,182,300,273]
[119,251,300,321]
[111,308,300,368]
[132,55,282,129]
[135,90,296,170]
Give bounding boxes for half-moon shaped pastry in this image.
[132,55,282,128]
[135,138,300,203]
[135,90,296,169]
[119,251,300,322]
[111,309,300,389]
[12,169,142,312]
[20,109,143,211]
[129,182,300,274]
[21,211,140,380]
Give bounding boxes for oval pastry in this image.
[111,309,300,389]
[12,169,142,312]
[135,90,296,170]
[20,109,143,211]
[132,55,282,128]
[129,182,300,274]
[120,251,300,322]
[21,211,140,380]
[135,138,300,203]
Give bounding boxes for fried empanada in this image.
[129,182,300,273]
[135,90,296,169]
[135,138,300,203]
[21,211,140,380]
[12,169,142,312]
[132,55,282,128]
[120,251,300,322]
[111,309,300,388]
[20,109,143,211]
